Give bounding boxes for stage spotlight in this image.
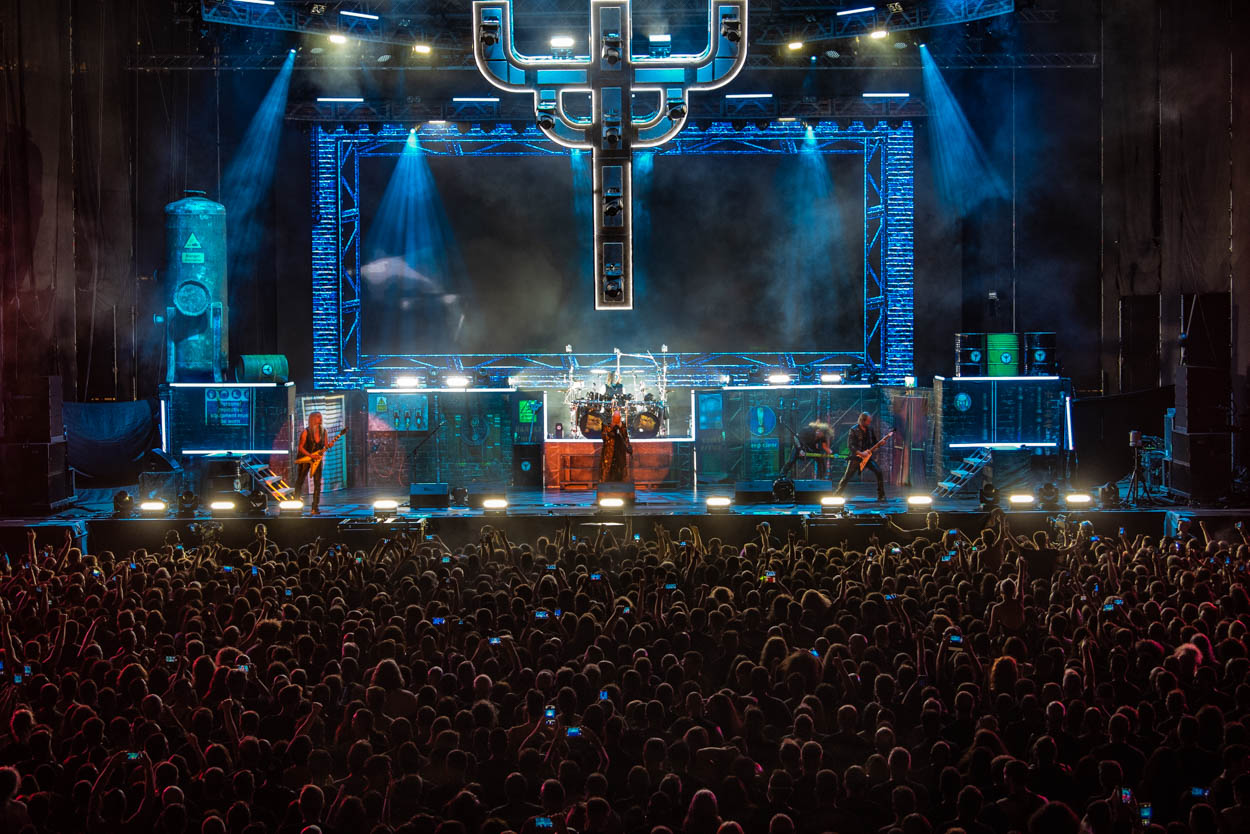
[820,373,843,384]
[413,43,432,55]
[1036,482,1061,510]
[649,33,672,58]
[113,491,134,518]
[788,41,803,51]
[139,500,168,518]
[210,499,237,517]
[329,34,349,45]
[720,17,742,43]
[372,498,400,518]
[904,375,917,388]
[602,36,622,65]
[482,497,509,516]
[278,499,303,516]
[667,101,686,120]
[394,375,420,388]
[604,195,623,217]
[537,110,556,130]
[604,125,621,146]
[177,489,199,518]
[870,29,888,39]
[599,497,625,510]
[907,495,933,507]
[247,488,269,517]
[706,496,732,513]
[1065,493,1093,507]
[450,487,470,508]
[767,373,791,385]
[1007,493,1035,507]
[444,375,470,388]
[1099,482,1120,509]
[978,483,1000,511]
[772,477,796,504]
[479,21,501,47]
[821,496,846,515]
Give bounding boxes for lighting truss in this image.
[311,120,914,388]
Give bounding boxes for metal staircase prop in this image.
[239,457,295,502]
[933,448,993,498]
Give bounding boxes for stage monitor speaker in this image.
[955,333,987,377]
[0,441,75,512]
[5,376,64,441]
[199,457,241,498]
[138,448,185,502]
[410,482,450,509]
[1168,429,1231,501]
[1174,365,1230,433]
[986,332,1021,376]
[512,443,543,488]
[1023,332,1057,376]
[596,481,635,506]
[735,480,776,504]
[793,479,833,504]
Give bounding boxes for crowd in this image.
[0,511,1248,834]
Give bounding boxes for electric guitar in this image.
[296,427,348,475]
[854,429,895,471]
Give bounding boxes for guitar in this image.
[296,427,348,474]
[854,429,896,471]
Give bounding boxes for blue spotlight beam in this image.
[311,121,915,389]
[919,44,1008,214]
[470,0,748,311]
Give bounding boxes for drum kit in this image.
[571,389,668,439]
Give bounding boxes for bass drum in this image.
[577,404,606,439]
[629,405,664,438]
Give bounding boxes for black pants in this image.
[294,463,323,509]
[781,450,826,479]
[836,456,885,497]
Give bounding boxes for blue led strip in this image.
[310,122,915,388]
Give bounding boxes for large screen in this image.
[356,151,865,356]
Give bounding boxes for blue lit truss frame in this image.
[311,121,913,388]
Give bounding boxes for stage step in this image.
[239,457,295,503]
[932,447,993,498]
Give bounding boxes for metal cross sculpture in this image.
[472,0,748,310]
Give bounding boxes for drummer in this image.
[603,372,625,399]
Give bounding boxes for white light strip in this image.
[159,399,168,453]
[725,93,773,99]
[365,387,516,394]
[182,449,289,456]
[169,382,279,388]
[234,0,276,5]
[340,10,380,20]
[317,97,365,103]
[862,92,910,98]
[1065,395,1075,451]
[837,6,876,15]
[948,442,1059,449]
[722,384,873,390]
[937,375,1060,382]
[452,96,500,102]
[545,437,695,444]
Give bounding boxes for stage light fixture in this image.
[139,500,168,517]
[604,195,624,217]
[482,498,509,516]
[603,125,622,146]
[787,41,804,51]
[978,483,1000,510]
[870,29,888,39]
[706,496,732,513]
[373,499,400,517]
[1036,482,1061,510]
[837,5,876,15]
[599,497,625,509]
[537,110,556,130]
[394,375,419,388]
[666,100,686,120]
[329,34,349,45]
[247,488,270,517]
[177,489,199,518]
[904,375,917,387]
[907,495,933,506]
[767,373,792,385]
[210,499,237,517]
[444,375,471,388]
[450,487,470,508]
[772,477,796,504]
[821,496,846,515]
[1065,493,1093,506]
[113,491,134,518]
[1007,493,1035,507]
[820,373,843,383]
[649,33,672,58]
[602,35,622,64]
[340,9,379,21]
[278,499,303,516]
[721,17,742,43]
[1099,482,1120,509]
[413,43,432,55]
[551,35,575,48]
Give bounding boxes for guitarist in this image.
[835,412,887,501]
[294,411,328,515]
[781,421,833,478]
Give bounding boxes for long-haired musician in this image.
[781,421,832,479]
[294,411,327,514]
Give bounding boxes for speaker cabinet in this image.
[512,443,543,488]
[6,376,64,441]
[1168,428,1231,501]
[409,483,451,509]
[0,441,75,511]
[1174,365,1230,433]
